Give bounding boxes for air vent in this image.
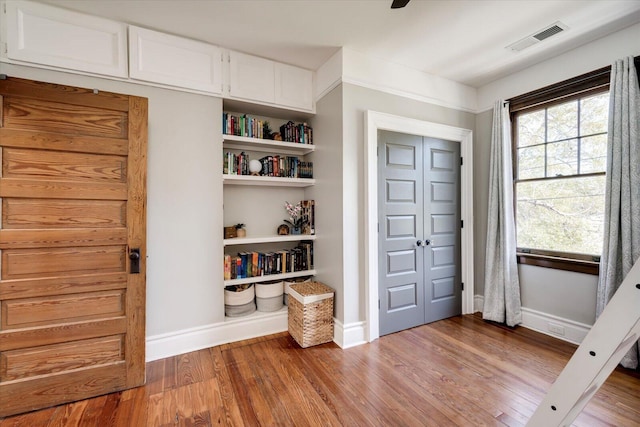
[506,21,568,52]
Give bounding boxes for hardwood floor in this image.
[1,314,639,426]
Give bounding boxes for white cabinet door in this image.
[3,0,128,78]
[129,26,222,94]
[275,63,313,111]
[228,50,275,103]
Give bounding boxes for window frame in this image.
[509,67,611,275]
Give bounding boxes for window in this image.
[510,67,611,274]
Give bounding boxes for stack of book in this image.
[224,242,314,280]
[279,121,313,144]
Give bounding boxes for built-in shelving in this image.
[223,134,315,155]
[224,234,316,246]
[224,269,316,287]
[222,174,315,187]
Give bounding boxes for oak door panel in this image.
[2,199,127,229]
[3,290,125,328]
[0,128,129,155]
[3,97,128,138]
[0,76,147,417]
[3,147,127,182]
[1,335,123,381]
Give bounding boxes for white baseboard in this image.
[333,319,367,349]
[146,309,364,361]
[474,294,484,313]
[145,309,288,362]
[520,307,592,345]
[473,295,591,345]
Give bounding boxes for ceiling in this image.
[37,0,640,88]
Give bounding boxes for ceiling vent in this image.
[506,21,568,52]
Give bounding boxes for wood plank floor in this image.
[1,314,639,426]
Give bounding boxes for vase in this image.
[291,226,301,235]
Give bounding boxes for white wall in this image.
[0,63,224,339]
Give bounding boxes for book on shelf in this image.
[223,112,313,145]
[301,200,315,235]
[223,242,314,280]
[223,151,312,178]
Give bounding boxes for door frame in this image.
[364,110,474,342]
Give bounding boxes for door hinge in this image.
[378,299,380,310]
[377,146,379,156]
[460,157,463,166]
[461,282,464,291]
[461,220,464,228]
[377,222,379,233]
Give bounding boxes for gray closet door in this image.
[378,131,461,336]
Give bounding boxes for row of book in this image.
[223,151,313,179]
[222,113,314,146]
[280,121,313,145]
[259,155,313,179]
[223,113,266,139]
[224,242,314,280]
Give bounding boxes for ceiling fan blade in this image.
[391,0,410,8]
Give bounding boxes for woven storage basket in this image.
[283,276,312,306]
[288,282,334,348]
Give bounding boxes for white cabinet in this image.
[275,63,313,111]
[2,0,128,78]
[228,50,275,104]
[128,26,222,94]
[227,50,313,112]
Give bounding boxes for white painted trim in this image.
[474,294,484,313]
[146,310,288,362]
[521,307,592,345]
[333,319,367,349]
[474,295,592,345]
[364,110,474,342]
[343,49,477,113]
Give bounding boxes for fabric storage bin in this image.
[284,276,312,306]
[288,282,334,348]
[255,280,284,312]
[224,284,255,317]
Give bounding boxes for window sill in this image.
[516,252,599,275]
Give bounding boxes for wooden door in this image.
[0,77,147,417]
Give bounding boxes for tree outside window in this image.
[513,90,608,272]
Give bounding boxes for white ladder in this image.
[527,258,640,426]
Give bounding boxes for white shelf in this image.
[224,234,316,246]
[224,269,316,287]
[223,174,315,187]
[224,305,288,323]
[223,134,315,155]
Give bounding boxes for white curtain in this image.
[596,56,640,370]
[483,100,522,327]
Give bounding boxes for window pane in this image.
[518,145,545,179]
[581,93,609,135]
[580,134,607,173]
[516,175,605,255]
[547,101,578,142]
[547,139,577,176]
[517,110,545,147]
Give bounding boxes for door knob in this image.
[424,239,431,246]
[416,240,422,247]
[129,248,141,274]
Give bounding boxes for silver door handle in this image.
[416,240,423,247]
[424,239,431,246]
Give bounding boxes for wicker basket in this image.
[287,282,334,348]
